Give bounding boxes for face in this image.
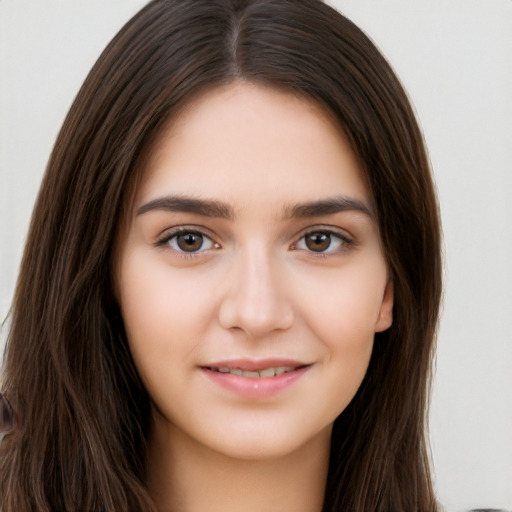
[115,83,393,461]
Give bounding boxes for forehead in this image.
[135,82,370,215]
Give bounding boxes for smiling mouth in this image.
[206,365,308,379]
[202,362,311,397]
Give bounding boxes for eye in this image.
[158,229,217,253]
[294,230,351,254]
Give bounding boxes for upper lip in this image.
[203,358,309,371]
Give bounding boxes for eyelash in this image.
[155,227,219,259]
[155,226,354,257]
[291,228,354,256]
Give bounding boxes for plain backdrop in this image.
[1,1,511,510]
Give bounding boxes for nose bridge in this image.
[218,244,294,337]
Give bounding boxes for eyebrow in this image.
[137,196,235,219]
[285,196,374,219]
[136,194,373,220]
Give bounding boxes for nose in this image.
[218,248,295,338]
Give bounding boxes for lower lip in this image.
[201,366,310,399]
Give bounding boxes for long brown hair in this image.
[0,1,442,510]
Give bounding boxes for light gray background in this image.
[1,1,511,510]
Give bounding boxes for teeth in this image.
[212,366,296,378]
[259,367,276,378]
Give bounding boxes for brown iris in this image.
[177,232,204,252]
[305,232,331,252]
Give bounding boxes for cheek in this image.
[298,260,388,346]
[308,286,378,418]
[116,251,217,375]
[295,259,387,406]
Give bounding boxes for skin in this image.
[115,82,393,512]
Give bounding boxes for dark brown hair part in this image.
[1,1,442,511]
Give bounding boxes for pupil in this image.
[305,233,330,252]
[177,233,203,252]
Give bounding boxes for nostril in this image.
[0,393,16,434]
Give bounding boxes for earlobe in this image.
[374,280,394,333]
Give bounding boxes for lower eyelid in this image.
[293,231,353,253]
[154,226,353,255]
[155,228,217,252]
[172,234,214,252]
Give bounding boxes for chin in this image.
[198,422,333,462]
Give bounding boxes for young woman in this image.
[0,1,442,511]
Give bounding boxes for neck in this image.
[146,418,331,512]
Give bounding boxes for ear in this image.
[374,279,393,333]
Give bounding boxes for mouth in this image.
[201,360,312,398]
[205,365,307,379]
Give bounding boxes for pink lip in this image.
[201,359,311,399]
[206,358,307,371]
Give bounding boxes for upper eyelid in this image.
[155,227,219,258]
[293,225,354,242]
[154,224,355,248]
[291,233,354,261]
[156,225,217,242]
